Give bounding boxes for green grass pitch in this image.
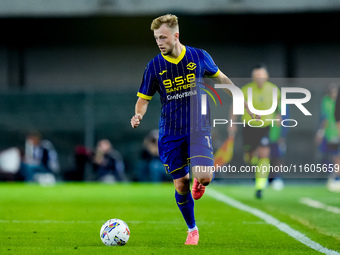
[0,182,339,254]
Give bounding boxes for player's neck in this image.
[169,43,183,59]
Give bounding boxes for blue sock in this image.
[175,190,196,229]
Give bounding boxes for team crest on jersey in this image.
[187,62,196,70]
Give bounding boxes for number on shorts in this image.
[205,136,211,148]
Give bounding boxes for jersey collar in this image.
[161,45,186,65]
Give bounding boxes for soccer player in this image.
[130,14,258,245]
[228,64,280,199]
[316,84,340,192]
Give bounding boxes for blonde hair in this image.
[150,14,179,32]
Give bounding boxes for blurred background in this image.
[0,0,339,183]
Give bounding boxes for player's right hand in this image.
[131,114,143,128]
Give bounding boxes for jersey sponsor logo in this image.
[187,62,196,71]
[167,90,197,101]
[159,70,167,75]
[163,74,196,93]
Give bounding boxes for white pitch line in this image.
[0,219,182,224]
[300,197,340,214]
[207,189,340,255]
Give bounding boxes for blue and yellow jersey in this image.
[138,45,220,136]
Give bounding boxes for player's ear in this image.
[174,32,179,41]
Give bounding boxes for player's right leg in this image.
[173,173,199,245]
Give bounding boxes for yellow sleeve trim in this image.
[137,92,153,100]
[206,69,221,78]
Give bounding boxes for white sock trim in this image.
[188,226,198,232]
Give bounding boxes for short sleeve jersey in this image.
[241,81,281,127]
[137,45,220,136]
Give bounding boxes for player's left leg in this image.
[189,131,214,200]
[191,166,213,200]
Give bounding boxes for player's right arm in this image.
[132,61,157,129]
[131,97,150,128]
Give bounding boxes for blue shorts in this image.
[158,131,214,180]
[319,138,340,156]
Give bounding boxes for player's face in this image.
[27,135,40,146]
[330,87,338,100]
[252,68,268,88]
[154,24,178,55]
[97,140,111,153]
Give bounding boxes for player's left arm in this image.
[212,71,260,120]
